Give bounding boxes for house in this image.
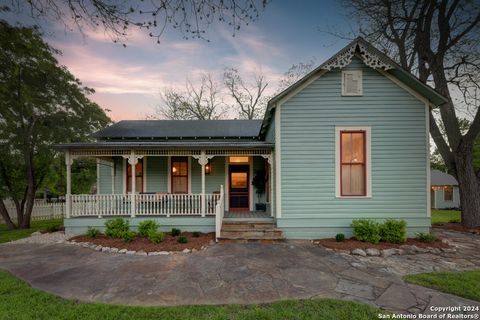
[55,37,447,240]
[431,169,460,209]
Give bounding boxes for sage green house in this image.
[57,38,447,240]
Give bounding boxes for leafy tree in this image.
[224,67,269,119]
[343,0,480,227]
[3,0,267,45]
[154,73,225,120]
[0,21,111,229]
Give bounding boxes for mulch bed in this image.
[433,223,480,234]
[316,238,449,251]
[70,232,215,252]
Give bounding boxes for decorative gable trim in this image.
[322,43,394,71]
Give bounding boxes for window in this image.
[126,159,143,193]
[342,70,363,96]
[336,126,371,198]
[444,187,453,201]
[171,157,188,194]
[229,156,249,163]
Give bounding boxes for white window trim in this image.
[341,70,363,96]
[335,126,372,198]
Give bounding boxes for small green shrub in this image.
[138,220,159,237]
[192,231,200,238]
[380,219,407,244]
[351,219,381,244]
[85,227,100,238]
[105,218,130,238]
[335,233,345,242]
[416,232,437,243]
[177,236,188,244]
[121,230,136,242]
[147,230,165,244]
[171,228,181,237]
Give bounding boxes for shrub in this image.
[138,220,159,237]
[177,236,188,244]
[121,230,136,242]
[105,218,130,238]
[416,232,437,243]
[86,227,100,238]
[171,228,181,237]
[147,230,165,244]
[379,219,407,244]
[192,231,200,238]
[335,233,345,242]
[351,219,381,244]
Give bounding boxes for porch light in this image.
[205,161,211,174]
[172,166,177,173]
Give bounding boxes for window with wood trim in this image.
[444,186,453,201]
[340,131,366,196]
[126,159,143,193]
[171,157,188,194]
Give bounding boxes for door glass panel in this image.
[231,172,247,188]
[229,156,249,163]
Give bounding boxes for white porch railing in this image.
[69,193,222,218]
[215,185,225,241]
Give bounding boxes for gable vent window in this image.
[342,70,363,96]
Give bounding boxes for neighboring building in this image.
[55,37,447,240]
[431,169,460,209]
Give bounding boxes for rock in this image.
[411,245,429,253]
[125,250,136,255]
[191,248,197,252]
[182,248,191,253]
[351,249,367,256]
[365,248,380,256]
[110,248,119,253]
[381,249,398,257]
[118,249,127,254]
[101,247,111,252]
[136,251,147,256]
[148,252,160,256]
[31,231,42,236]
[94,245,102,251]
[441,238,452,245]
[158,251,170,255]
[440,247,456,253]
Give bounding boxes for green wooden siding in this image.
[98,160,113,194]
[278,57,429,238]
[191,156,226,193]
[146,157,168,192]
[265,112,275,143]
[114,157,124,194]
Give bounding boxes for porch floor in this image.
[224,211,272,219]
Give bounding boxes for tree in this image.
[3,0,267,45]
[154,73,225,120]
[343,0,480,227]
[0,21,111,229]
[277,59,316,93]
[224,67,269,119]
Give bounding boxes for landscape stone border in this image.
[66,239,212,256]
[313,239,456,257]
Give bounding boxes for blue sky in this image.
[4,0,354,121]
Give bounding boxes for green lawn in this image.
[0,219,63,244]
[0,271,382,320]
[431,210,461,224]
[405,270,480,302]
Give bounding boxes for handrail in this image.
[215,185,225,242]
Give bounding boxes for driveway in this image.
[0,229,479,316]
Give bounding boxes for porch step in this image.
[220,221,285,242]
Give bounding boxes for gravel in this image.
[9,232,70,245]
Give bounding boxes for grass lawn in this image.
[0,219,63,244]
[405,270,480,302]
[0,271,381,320]
[431,210,461,224]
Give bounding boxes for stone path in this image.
[0,229,479,316]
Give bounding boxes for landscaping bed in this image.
[315,237,449,251]
[433,222,480,234]
[71,232,214,253]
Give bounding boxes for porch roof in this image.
[54,140,274,150]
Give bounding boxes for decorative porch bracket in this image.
[193,151,215,217]
[121,151,144,218]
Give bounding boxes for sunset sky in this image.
[4,0,353,121]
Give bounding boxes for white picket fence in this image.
[1,201,65,224]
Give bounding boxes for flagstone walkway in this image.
[0,229,479,316]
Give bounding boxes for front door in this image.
[229,165,249,210]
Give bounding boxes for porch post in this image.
[129,150,136,218]
[65,151,72,219]
[269,153,275,217]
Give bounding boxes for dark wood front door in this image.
[229,165,249,210]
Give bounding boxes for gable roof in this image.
[259,37,449,138]
[431,169,458,186]
[94,120,262,140]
